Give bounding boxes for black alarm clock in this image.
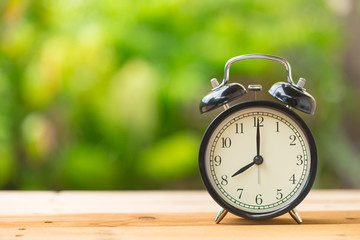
[198,54,317,224]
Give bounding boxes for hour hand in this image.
[231,161,255,177]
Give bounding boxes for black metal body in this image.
[199,100,318,220]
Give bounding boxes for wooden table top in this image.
[0,190,359,239]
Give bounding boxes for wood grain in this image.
[0,190,359,239]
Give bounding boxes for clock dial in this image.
[199,101,317,219]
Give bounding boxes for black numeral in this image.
[214,155,222,166]
[235,123,244,134]
[221,175,228,185]
[221,137,231,148]
[253,117,264,127]
[237,188,244,199]
[289,135,296,145]
[296,155,303,166]
[255,194,263,205]
[276,189,283,200]
[276,122,280,132]
[289,174,296,184]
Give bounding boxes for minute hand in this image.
[256,118,260,156]
[231,162,255,177]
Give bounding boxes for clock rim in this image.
[199,100,318,220]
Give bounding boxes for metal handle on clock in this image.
[200,54,316,114]
[218,54,297,89]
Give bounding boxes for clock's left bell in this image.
[200,79,247,113]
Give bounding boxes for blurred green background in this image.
[0,0,359,190]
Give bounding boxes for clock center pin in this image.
[254,155,263,165]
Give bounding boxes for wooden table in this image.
[0,190,359,239]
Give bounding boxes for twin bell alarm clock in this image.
[198,54,317,224]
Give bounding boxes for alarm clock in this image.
[198,54,317,224]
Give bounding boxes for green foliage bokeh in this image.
[1,0,359,189]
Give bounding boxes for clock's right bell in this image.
[269,78,316,115]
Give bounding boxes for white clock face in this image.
[203,105,312,214]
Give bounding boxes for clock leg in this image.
[215,208,228,224]
[289,208,302,224]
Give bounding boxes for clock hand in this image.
[256,118,260,184]
[232,119,264,178]
[256,118,260,156]
[231,161,255,177]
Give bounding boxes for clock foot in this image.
[289,208,302,224]
[215,208,228,224]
